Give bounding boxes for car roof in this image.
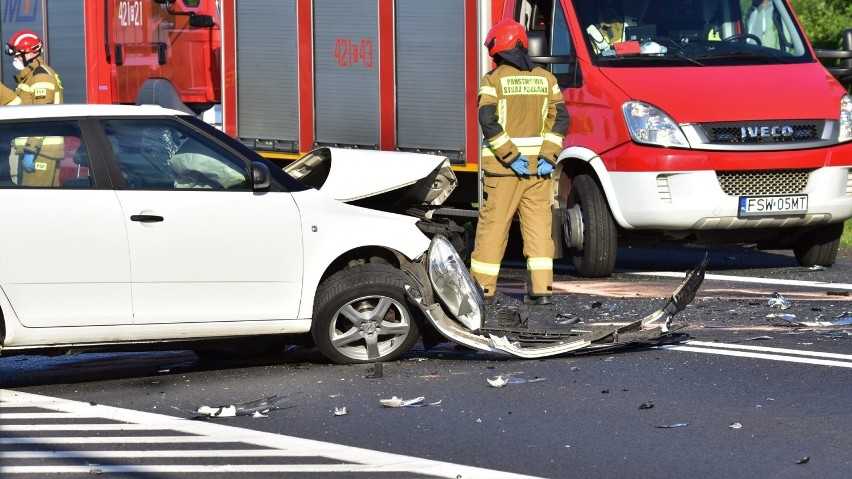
[0,103,188,121]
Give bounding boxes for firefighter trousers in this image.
[470,174,554,298]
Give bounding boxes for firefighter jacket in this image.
[14,57,64,186]
[15,57,63,105]
[1,83,21,105]
[478,63,569,176]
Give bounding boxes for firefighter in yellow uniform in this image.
[1,83,21,105]
[5,30,64,187]
[470,19,570,306]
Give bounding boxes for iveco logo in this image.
[740,125,795,139]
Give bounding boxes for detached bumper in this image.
[406,255,707,359]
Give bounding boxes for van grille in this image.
[700,120,825,144]
[717,169,811,196]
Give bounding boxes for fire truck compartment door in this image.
[235,0,299,148]
[395,1,466,157]
[313,0,379,148]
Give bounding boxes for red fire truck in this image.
[0,0,219,115]
[5,0,852,278]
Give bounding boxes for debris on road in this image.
[729,422,742,429]
[769,312,852,327]
[186,394,289,419]
[639,402,655,410]
[333,407,348,416]
[487,375,547,387]
[795,456,810,465]
[767,292,790,310]
[380,396,442,408]
[656,423,689,428]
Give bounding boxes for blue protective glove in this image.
[21,153,37,173]
[536,157,554,176]
[509,155,531,176]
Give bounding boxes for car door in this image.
[100,118,304,324]
[0,119,133,327]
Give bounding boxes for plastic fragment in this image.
[656,423,689,428]
[767,292,790,310]
[191,394,288,418]
[196,405,236,417]
[488,375,546,387]
[795,456,810,464]
[639,402,655,410]
[729,422,742,429]
[333,407,348,416]
[487,376,508,387]
[251,410,268,418]
[379,396,441,408]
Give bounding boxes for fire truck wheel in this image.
[793,223,843,267]
[312,264,420,364]
[566,173,617,278]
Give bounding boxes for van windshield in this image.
[573,0,814,67]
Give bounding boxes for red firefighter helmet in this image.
[484,20,528,57]
[5,30,43,57]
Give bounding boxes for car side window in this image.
[0,120,91,189]
[101,119,252,190]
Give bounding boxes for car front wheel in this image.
[312,264,420,364]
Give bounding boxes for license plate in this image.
[738,195,808,217]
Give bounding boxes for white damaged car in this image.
[0,105,704,364]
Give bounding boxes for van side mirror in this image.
[528,54,583,88]
[252,161,271,190]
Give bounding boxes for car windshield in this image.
[573,0,813,67]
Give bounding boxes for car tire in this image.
[312,264,420,364]
[793,223,843,267]
[566,173,617,278]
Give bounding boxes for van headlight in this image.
[427,235,483,331]
[622,101,690,148]
[839,94,852,143]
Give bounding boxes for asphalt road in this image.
[2,244,852,478]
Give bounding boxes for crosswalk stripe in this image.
[0,389,544,479]
[1,450,303,458]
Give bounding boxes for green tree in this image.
[788,0,852,49]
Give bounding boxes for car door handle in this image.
[130,214,164,223]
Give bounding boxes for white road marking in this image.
[662,341,852,368]
[0,389,543,478]
[628,270,852,290]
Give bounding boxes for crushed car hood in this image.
[284,148,457,206]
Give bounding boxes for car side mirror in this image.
[252,161,271,190]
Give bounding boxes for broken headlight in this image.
[622,100,689,148]
[427,235,484,331]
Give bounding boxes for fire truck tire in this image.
[793,223,843,267]
[566,173,617,278]
[312,264,420,364]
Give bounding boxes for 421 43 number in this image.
[334,38,373,67]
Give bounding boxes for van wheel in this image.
[565,173,617,278]
[793,223,843,267]
[312,264,420,364]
